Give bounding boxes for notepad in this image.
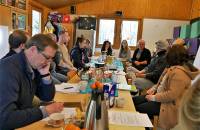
[117,84,137,92]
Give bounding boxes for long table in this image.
[18,75,145,130]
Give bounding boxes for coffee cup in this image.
[48,113,64,127]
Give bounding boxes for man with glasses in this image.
[0,34,64,130]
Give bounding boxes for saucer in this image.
[46,119,63,127]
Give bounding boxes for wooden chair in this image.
[67,70,77,80]
[153,115,159,130]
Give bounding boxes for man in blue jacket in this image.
[0,34,64,130]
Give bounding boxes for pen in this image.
[64,87,73,89]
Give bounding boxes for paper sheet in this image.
[55,83,80,93]
[194,45,200,70]
[43,107,77,121]
[108,111,153,127]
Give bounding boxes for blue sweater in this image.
[0,52,55,130]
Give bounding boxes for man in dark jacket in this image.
[2,30,27,59]
[132,39,151,70]
[134,40,169,90]
[0,34,64,130]
[70,37,89,70]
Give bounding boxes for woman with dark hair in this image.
[132,44,199,130]
[70,37,89,69]
[101,40,112,56]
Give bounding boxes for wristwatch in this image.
[40,73,50,78]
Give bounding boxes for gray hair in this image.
[25,34,58,51]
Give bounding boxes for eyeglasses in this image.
[40,52,53,62]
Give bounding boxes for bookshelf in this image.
[0,0,28,31]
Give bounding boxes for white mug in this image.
[116,97,125,108]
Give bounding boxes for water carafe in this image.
[85,89,109,130]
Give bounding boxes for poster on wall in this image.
[17,15,26,30]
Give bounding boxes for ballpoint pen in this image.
[64,87,73,89]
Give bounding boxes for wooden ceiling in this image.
[33,0,93,9]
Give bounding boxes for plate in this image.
[46,119,63,128]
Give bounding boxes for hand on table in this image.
[45,102,64,115]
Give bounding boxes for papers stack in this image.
[108,111,153,127]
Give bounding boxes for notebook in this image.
[117,84,137,92]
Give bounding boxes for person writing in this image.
[0,34,64,130]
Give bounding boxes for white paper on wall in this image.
[142,19,189,52]
[0,26,9,59]
[194,45,200,70]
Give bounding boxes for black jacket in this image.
[132,48,151,70]
[70,46,89,70]
[2,49,17,59]
[0,51,55,130]
[144,50,168,84]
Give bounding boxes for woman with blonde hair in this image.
[172,74,200,130]
[118,40,131,60]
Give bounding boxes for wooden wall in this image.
[0,5,12,31]
[28,0,52,34]
[55,0,193,20]
[191,0,200,19]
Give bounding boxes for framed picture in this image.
[12,13,17,29]
[17,14,26,30]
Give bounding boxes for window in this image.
[121,20,139,46]
[32,10,41,36]
[98,19,115,45]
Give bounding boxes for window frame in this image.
[29,5,43,36]
[121,19,140,47]
[96,17,143,50]
[96,18,116,48]
[31,9,42,36]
